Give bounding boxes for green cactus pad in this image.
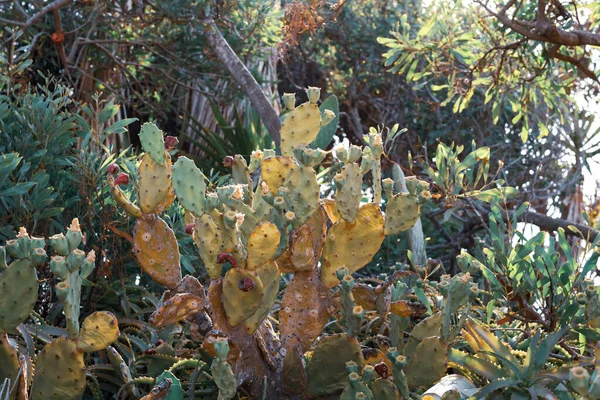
[0,334,20,400]
[372,379,400,399]
[320,203,385,288]
[133,216,181,289]
[156,370,185,400]
[172,156,207,217]
[138,152,175,214]
[31,337,86,400]
[262,156,296,192]
[77,311,120,352]
[281,102,322,157]
[335,162,363,223]
[211,357,237,400]
[280,268,330,352]
[139,122,166,166]
[384,193,420,235]
[405,312,442,358]
[222,268,265,327]
[283,165,320,228]
[307,333,364,397]
[405,337,448,389]
[244,261,280,334]
[0,259,38,333]
[193,212,224,279]
[247,222,281,271]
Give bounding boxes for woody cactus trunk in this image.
[108,88,431,398]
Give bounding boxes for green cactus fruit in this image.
[334,162,363,223]
[149,293,205,327]
[372,379,400,400]
[171,156,207,217]
[193,212,224,279]
[280,268,330,352]
[247,222,281,271]
[405,312,442,358]
[133,216,181,289]
[222,268,265,327]
[405,337,448,389]
[280,100,322,157]
[262,156,297,193]
[384,193,420,235]
[0,246,7,269]
[231,155,252,202]
[48,232,70,256]
[0,259,38,333]
[307,333,364,397]
[283,165,320,228]
[65,218,83,253]
[138,152,175,214]
[244,261,280,334]
[340,372,373,400]
[0,334,20,400]
[107,174,144,218]
[31,337,86,400]
[76,311,120,352]
[211,338,237,400]
[320,203,385,288]
[139,122,166,166]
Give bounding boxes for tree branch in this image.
[201,17,281,146]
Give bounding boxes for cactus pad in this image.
[283,165,320,228]
[335,162,363,223]
[262,156,296,192]
[0,259,38,333]
[405,337,448,389]
[133,217,181,289]
[149,293,204,327]
[321,203,385,287]
[244,261,280,334]
[247,222,281,271]
[0,334,20,400]
[384,193,420,235]
[76,311,120,352]
[193,212,224,278]
[372,379,400,399]
[139,122,166,166]
[307,333,364,397]
[405,313,442,358]
[172,157,207,217]
[138,152,175,214]
[322,198,341,223]
[31,337,86,400]
[289,224,316,271]
[222,268,265,327]
[280,268,330,352]
[281,102,322,157]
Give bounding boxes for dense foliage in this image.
[1,1,600,400]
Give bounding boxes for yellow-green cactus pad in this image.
[405,337,448,389]
[405,312,442,358]
[31,337,86,400]
[138,152,175,214]
[283,165,320,228]
[280,268,330,352]
[133,217,181,289]
[261,156,296,192]
[244,261,280,334]
[0,334,20,400]
[247,222,281,271]
[307,333,364,397]
[76,311,120,352]
[384,193,420,235]
[281,102,321,157]
[334,162,363,223]
[193,213,224,279]
[320,203,385,288]
[222,268,265,327]
[149,293,204,327]
[107,175,143,218]
[172,156,207,217]
[0,259,38,333]
[139,122,166,166]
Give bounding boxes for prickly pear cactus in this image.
[0,227,45,333]
[222,267,265,327]
[0,334,20,400]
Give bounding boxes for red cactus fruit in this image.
[217,252,238,268]
[222,156,235,168]
[185,223,196,235]
[164,136,179,150]
[114,173,129,185]
[107,163,119,174]
[238,277,255,292]
[374,362,388,379]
